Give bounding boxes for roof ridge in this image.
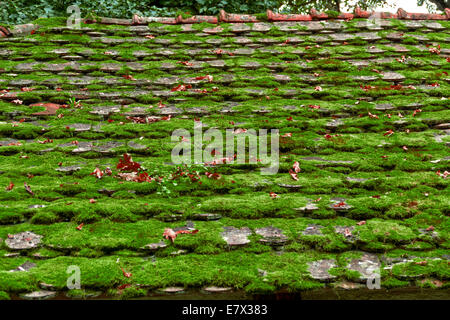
[83,7,450,26]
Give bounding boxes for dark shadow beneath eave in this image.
[12,287,449,300]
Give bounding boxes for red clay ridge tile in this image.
[354,6,373,18]
[0,26,11,37]
[397,8,448,20]
[267,10,312,21]
[176,15,218,24]
[219,10,259,23]
[132,15,177,25]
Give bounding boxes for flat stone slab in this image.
[127,141,147,150]
[277,183,302,189]
[93,141,124,153]
[55,165,81,174]
[333,281,365,290]
[382,72,405,81]
[159,287,185,294]
[255,226,288,246]
[21,291,57,300]
[89,106,121,116]
[334,226,357,242]
[5,231,42,250]
[221,227,252,246]
[418,228,440,241]
[10,261,36,272]
[192,213,222,221]
[202,286,232,293]
[66,123,91,132]
[346,253,381,282]
[302,224,324,236]
[346,177,369,183]
[141,241,167,251]
[307,259,337,282]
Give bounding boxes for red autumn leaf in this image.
[343,228,352,237]
[163,228,199,243]
[171,84,192,92]
[269,192,278,199]
[412,109,422,117]
[314,86,322,91]
[178,61,193,66]
[281,133,292,138]
[289,169,298,181]
[21,87,34,92]
[121,267,132,278]
[372,195,381,198]
[90,167,104,179]
[429,47,440,55]
[89,198,96,203]
[286,116,293,121]
[402,146,408,151]
[205,172,221,180]
[118,284,132,290]
[5,182,14,191]
[234,128,247,134]
[37,138,53,144]
[122,74,136,81]
[194,75,213,82]
[426,225,434,231]
[313,197,321,202]
[293,161,300,173]
[145,35,155,39]
[24,182,34,196]
[415,261,427,266]
[333,201,347,208]
[105,167,112,176]
[117,153,141,172]
[357,221,366,226]
[324,134,332,140]
[76,223,84,231]
[158,100,166,108]
[383,129,394,137]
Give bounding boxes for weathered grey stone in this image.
[382,72,405,81]
[10,261,36,272]
[21,291,57,300]
[346,253,381,283]
[90,106,121,116]
[159,287,185,294]
[128,141,146,150]
[221,227,252,246]
[255,226,288,246]
[66,123,91,132]
[203,286,232,293]
[307,259,337,282]
[295,203,319,215]
[192,213,222,221]
[141,241,167,251]
[302,224,324,236]
[5,231,42,250]
[55,165,81,174]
